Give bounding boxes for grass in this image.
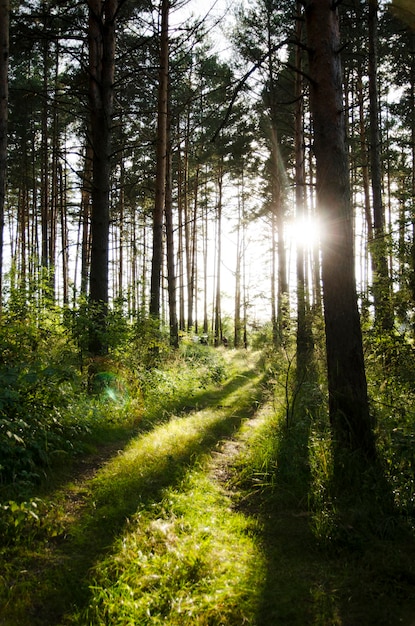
[2,348,415,625]
[228,366,415,625]
[86,471,265,625]
[0,349,267,625]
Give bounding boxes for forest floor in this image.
[2,350,415,624]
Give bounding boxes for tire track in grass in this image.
[85,362,271,625]
[0,351,267,626]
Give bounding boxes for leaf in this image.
[5,431,25,445]
[9,501,20,513]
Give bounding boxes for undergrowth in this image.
[0,305,228,538]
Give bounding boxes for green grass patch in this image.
[86,471,265,625]
[0,350,267,625]
[228,364,415,625]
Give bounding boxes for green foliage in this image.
[0,498,44,543]
[0,297,230,497]
[365,327,415,520]
[0,305,140,490]
[0,307,83,485]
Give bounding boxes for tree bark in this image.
[368,0,393,330]
[409,34,415,316]
[214,163,223,346]
[150,0,169,319]
[305,0,376,459]
[234,185,242,348]
[164,104,178,347]
[0,0,9,308]
[295,2,313,365]
[87,0,117,355]
[80,139,93,297]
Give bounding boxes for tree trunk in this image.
[214,164,223,346]
[87,0,117,356]
[0,0,9,309]
[80,139,93,297]
[368,0,393,330]
[410,34,415,317]
[41,29,50,290]
[59,163,69,305]
[271,207,278,346]
[164,104,178,347]
[187,165,198,331]
[234,184,242,348]
[150,0,169,319]
[203,193,209,335]
[305,0,376,459]
[295,3,313,365]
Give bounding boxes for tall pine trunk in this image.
[150,0,169,319]
[305,0,376,460]
[87,0,117,356]
[368,0,393,330]
[0,0,8,309]
[295,3,313,365]
[214,164,223,346]
[164,102,178,347]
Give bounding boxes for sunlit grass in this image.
[86,470,265,625]
[0,349,267,626]
[4,346,415,626]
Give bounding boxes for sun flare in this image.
[288,216,322,249]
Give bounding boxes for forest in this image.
[1,0,415,623]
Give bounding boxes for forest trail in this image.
[3,350,415,625]
[0,350,270,625]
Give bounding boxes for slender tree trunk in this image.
[214,164,223,346]
[203,195,208,335]
[242,202,248,349]
[80,140,93,298]
[368,0,393,330]
[177,124,185,331]
[118,156,125,299]
[408,34,415,315]
[357,73,373,244]
[305,0,376,460]
[41,29,50,288]
[187,165,199,330]
[59,163,69,305]
[295,4,313,365]
[309,149,322,314]
[178,195,185,330]
[270,126,288,340]
[0,0,9,309]
[234,184,242,348]
[271,208,278,346]
[164,103,178,347]
[150,0,169,319]
[87,0,117,356]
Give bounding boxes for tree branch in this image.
[211,38,291,142]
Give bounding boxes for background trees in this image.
[0,0,414,366]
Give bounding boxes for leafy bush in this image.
[0,306,141,488]
[365,328,415,518]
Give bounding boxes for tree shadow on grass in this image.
[250,383,415,625]
[1,361,266,626]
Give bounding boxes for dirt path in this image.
[0,353,268,626]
